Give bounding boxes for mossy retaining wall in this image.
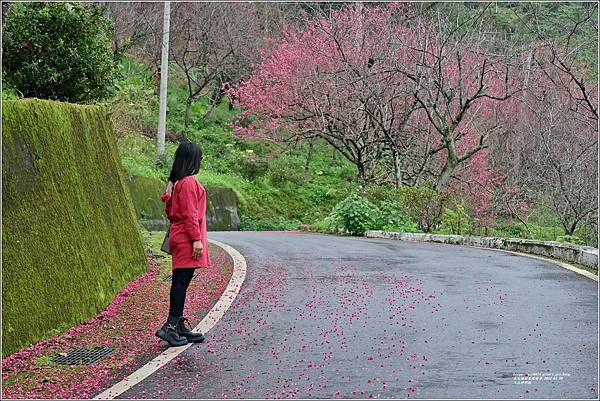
[2,99,147,356]
[126,174,240,231]
[205,186,240,231]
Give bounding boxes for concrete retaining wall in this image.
[365,231,599,270]
[127,175,240,231]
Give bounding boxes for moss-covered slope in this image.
[1,99,147,356]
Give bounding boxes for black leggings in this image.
[169,268,197,317]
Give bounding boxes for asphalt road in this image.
[121,231,598,399]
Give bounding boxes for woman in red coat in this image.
[155,142,211,347]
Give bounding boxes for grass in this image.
[117,134,177,179]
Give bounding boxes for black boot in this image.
[176,316,205,343]
[155,315,188,346]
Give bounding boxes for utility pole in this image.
[157,1,171,158]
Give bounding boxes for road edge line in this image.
[441,242,599,282]
[366,234,597,282]
[93,239,247,400]
[489,247,598,282]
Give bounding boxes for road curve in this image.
[120,231,598,399]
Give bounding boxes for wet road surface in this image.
[120,231,598,399]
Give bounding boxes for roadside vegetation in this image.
[111,57,597,246]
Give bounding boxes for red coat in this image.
[160,176,211,270]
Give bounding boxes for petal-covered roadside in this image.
[1,232,234,399]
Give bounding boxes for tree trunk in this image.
[435,160,456,191]
[393,149,402,189]
[356,160,367,184]
[304,138,315,183]
[331,148,337,167]
[565,220,578,236]
[184,98,192,128]
[435,138,458,191]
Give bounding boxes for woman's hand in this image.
[192,240,203,260]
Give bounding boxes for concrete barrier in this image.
[127,175,240,231]
[365,230,598,270]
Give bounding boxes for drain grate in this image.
[52,347,114,366]
[161,273,199,282]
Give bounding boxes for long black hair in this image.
[168,142,202,183]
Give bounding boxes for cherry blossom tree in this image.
[96,1,163,65]
[169,2,264,128]
[511,47,597,237]
[227,2,524,199]
[227,5,400,182]
[390,3,524,193]
[489,5,598,239]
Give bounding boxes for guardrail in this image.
[365,231,598,270]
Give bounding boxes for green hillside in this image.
[113,58,358,230]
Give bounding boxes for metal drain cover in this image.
[161,273,198,282]
[52,347,114,365]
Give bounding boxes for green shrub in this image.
[399,185,449,232]
[2,2,116,103]
[494,221,528,237]
[1,87,22,100]
[363,184,399,204]
[114,60,156,110]
[268,157,305,186]
[308,186,338,205]
[437,203,472,235]
[376,201,420,233]
[383,222,421,233]
[314,190,422,235]
[310,214,343,233]
[232,151,269,180]
[573,222,598,248]
[556,235,583,245]
[328,192,380,235]
[1,73,23,100]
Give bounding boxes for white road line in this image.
[93,239,247,400]
[495,248,598,282]
[452,242,598,281]
[367,234,598,282]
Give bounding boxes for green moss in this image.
[126,174,240,231]
[569,261,598,275]
[1,99,147,357]
[126,174,168,220]
[205,187,240,231]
